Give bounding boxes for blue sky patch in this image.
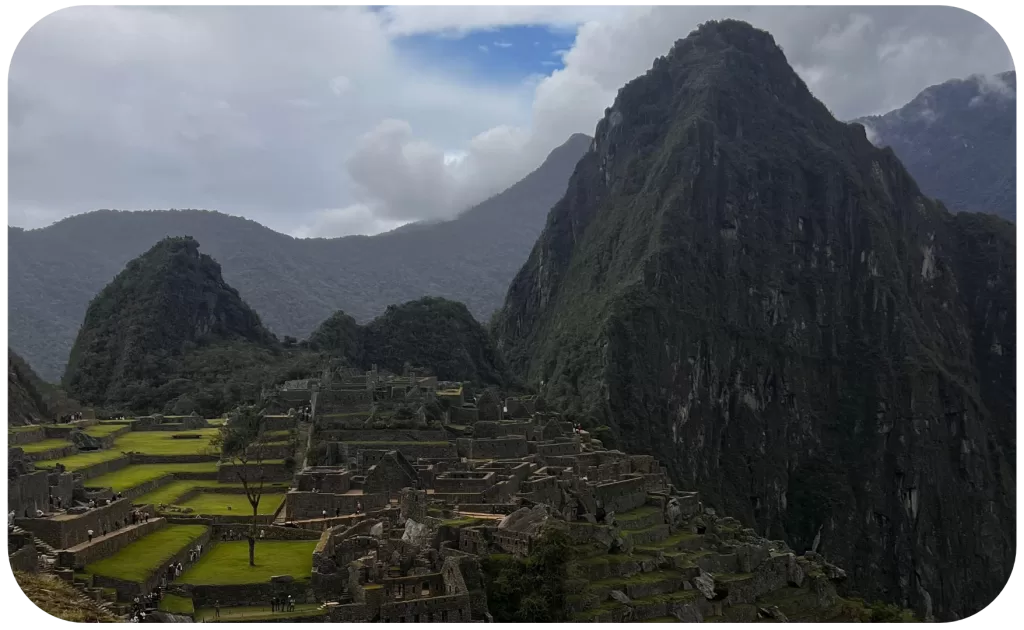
[395,25,576,85]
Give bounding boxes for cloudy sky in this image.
[8,4,1014,237]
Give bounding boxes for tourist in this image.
[335,507,341,517]
[35,508,44,517]
[271,596,278,613]
[287,595,294,612]
[260,529,265,539]
[7,510,14,530]
[215,601,221,619]
[176,561,183,577]
[87,528,94,542]
[322,509,327,519]
[355,501,363,514]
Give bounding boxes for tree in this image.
[211,404,271,566]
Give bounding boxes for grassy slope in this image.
[178,540,317,585]
[86,524,209,582]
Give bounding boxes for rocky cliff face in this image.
[493,20,1015,621]
[63,236,277,408]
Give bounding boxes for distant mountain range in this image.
[854,70,1016,221]
[8,134,592,381]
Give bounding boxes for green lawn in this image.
[83,424,129,437]
[194,603,323,622]
[341,441,450,446]
[177,492,285,516]
[113,429,221,456]
[137,481,289,507]
[179,540,317,585]
[87,462,221,492]
[157,594,194,615]
[86,524,208,583]
[9,425,42,433]
[35,449,125,470]
[20,438,73,453]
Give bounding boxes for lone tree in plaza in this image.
[211,404,270,566]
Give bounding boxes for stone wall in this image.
[75,456,131,481]
[121,475,173,502]
[49,470,75,510]
[449,406,478,425]
[214,523,323,541]
[130,454,218,465]
[57,518,167,569]
[378,594,472,623]
[189,580,314,608]
[218,461,293,483]
[324,429,447,443]
[22,444,78,463]
[297,470,353,494]
[594,476,647,514]
[339,441,457,462]
[520,475,560,505]
[9,469,50,516]
[8,426,47,445]
[459,436,528,459]
[536,440,582,457]
[364,452,417,496]
[432,471,495,494]
[472,421,532,439]
[285,491,388,519]
[9,543,38,573]
[16,497,133,549]
[317,389,373,413]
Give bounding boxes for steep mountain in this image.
[854,71,1016,221]
[8,134,591,381]
[9,349,51,426]
[493,20,1014,621]
[61,236,307,414]
[309,297,508,385]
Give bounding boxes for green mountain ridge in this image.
[9,349,52,426]
[854,70,1016,221]
[493,20,1014,621]
[9,133,592,382]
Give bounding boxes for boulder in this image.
[609,590,631,605]
[271,575,295,584]
[693,572,716,600]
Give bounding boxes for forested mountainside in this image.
[9,133,591,381]
[493,20,1015,621]
[9,349,51,426]
[310,297,510,386]
[855,70,1016,221]
[61,238,507,415]
[62,236,289,414]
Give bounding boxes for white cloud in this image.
[8,5,1013,239]
[494,40,512,48]
[478,44,488,53]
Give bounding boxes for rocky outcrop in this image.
[494,20,1014,620]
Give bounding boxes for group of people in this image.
[57,412,84,424]
[129,588,163,622]
[271,595,296,613]
[187,543,203,563]
[86,510,149,543]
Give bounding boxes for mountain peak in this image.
[494,21,1014,621]
[63,236,275,406]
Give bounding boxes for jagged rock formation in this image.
[310,297,510,386]
[9,349,51,426]
[494,20,1014,621]
[61,236,299,413]
[9,134,591,382]
[855,71,1016,221]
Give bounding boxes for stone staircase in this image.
[10,524,60,571]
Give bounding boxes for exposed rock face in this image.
[494,20,1014,621]
[855,71,1016,221]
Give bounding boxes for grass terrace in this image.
[178,540,317,585]
[20,438,73,453]
[83,424,130,438]
[176,492,285,516]
[87,462,221,492]
[113,429,220,455]
[136,480,288,507]
[9,424,41,433]
[157,594,195,615]
[35,449,125,470]
[85,524,208,583]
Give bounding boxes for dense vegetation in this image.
[308,297,510,386]
[61,236,321,416]
[8,349,51,425]
[482,527,573,622]
[493,20,1014,621]
[9,134,591,382]
[855,71,1016,221]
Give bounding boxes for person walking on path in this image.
[214,601,221,619]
